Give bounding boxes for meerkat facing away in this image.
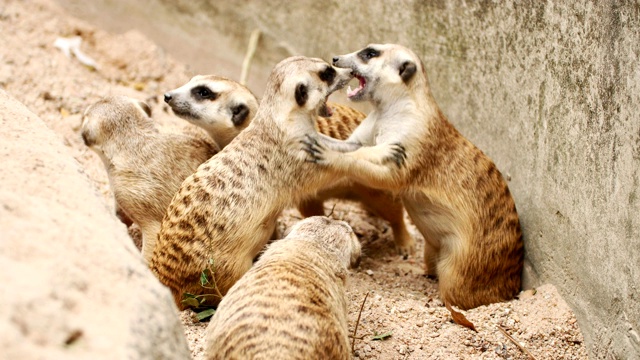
[164,75,415,256]
[303,44,523,310]
[205,216,360,360]
[150,56,358,309]
[81,96,219,262]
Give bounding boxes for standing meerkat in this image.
[205,216,361,360]
[81,96,219,262]
[303,44,523,309]
[150,56,357,309]
[163,75,415,256]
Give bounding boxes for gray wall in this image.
[57,0,640,358]
[174,1,640,358]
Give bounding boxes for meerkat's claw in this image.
[386,143,406,168]
[300,134,326,163]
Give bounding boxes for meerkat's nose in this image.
[163,93,172,103]
[332,57,339,65]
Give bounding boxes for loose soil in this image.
[1,1,588,359]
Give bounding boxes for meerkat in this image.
[204,216,361,360]
[81,96,219,262]
[163,75,415,256]
[150,56,361,309]
[302,44,523,310]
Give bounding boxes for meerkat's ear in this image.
[399,61,417,83]
[136,101,153,117]
[81,128,95,147]
[230,103,250,126]
[295,83,308,107]
[80,119,97,147]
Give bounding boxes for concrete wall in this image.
[56,0,640,358]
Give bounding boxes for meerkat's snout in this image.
[163,93,173,104]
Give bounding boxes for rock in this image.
[366,269,374,276]
[0,90,190,359]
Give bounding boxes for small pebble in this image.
[366,269,374,276]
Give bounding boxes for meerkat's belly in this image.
[403,192,457,248]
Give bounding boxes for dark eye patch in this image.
[295,83,308,107]
[191,86,218,101]
[319,66,336,84]
[357,47,380,62]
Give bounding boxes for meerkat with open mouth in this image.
[303,44,523,309]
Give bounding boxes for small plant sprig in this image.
[181,257,224,321]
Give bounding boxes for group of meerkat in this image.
[82,43,523,358]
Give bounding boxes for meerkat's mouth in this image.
[347,74,366,98]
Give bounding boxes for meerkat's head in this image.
[81,96,154,154]
[261,56,353,121]
[288,216,362,269]
[332,44,425,104]
[163,75,257,147]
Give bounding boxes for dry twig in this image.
[497,325,537,360]
[351,291,370,354]
[239,29,261,86]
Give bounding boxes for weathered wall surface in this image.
[54,0,640,358]
[0,90,191,360]
[146,1,640,358]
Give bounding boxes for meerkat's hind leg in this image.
[423,235,440,277]
[140,221,162,263]
[351,187,415,257]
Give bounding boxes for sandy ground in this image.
[1,1,589,359]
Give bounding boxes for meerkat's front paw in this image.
[395,239,416,259]
[300,134,326,163]
[379,143,407,168]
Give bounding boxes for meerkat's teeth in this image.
[347,85,353,95]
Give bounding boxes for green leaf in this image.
[208,258,215,266]
[200,271,209,286]
[181,297,200,308]
[196,308,216,321]
[372,331,393,341]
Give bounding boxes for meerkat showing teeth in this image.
[204,216,361,360]
[150,56,361,309]
[303,44,523,310]
[81,96,219,262]
[164,75,415,256]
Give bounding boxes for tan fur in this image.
[150,57,356,309]
[165,76,415,255]
[205,216,360,360]
[304,44,523,309]
[81,96,219,262]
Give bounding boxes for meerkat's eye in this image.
[319,66,336,84]
[192,86,218,101]
[358,47,380,61]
